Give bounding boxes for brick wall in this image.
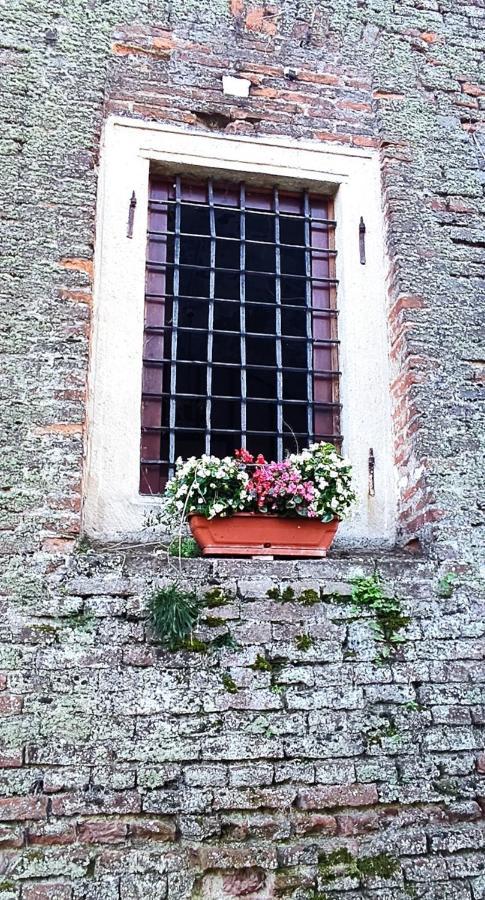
[1,0,484,897]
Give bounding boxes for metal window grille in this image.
[140,175,340,493]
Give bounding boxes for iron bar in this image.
[168,176,181,476]
[239,183,247,448]
[303,191,314,442]
[205,180,216,454]
[273,187,284,460]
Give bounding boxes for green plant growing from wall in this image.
[296,633,314,651]
[350,573,410,663]
[436,572,457,598]
[221,672,238,693]
[167,537,201,558]
[204,587,233,608]
[148,583,200,650]
[318,848,400,883]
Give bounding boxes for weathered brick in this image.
[297,784,378,809]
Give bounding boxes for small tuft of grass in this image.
[221,672,238,693]
[436,572,457,598]
[252,653,273,672]
[204,587,232,608]
[299,589,320,606]
[296,633,314,651]
[148,583,199,650]
[167,537,201,558]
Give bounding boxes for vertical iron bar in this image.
[239,184,247,448]
[274,187,284,460]
[168,176,181,476]
[303,191,314,442]
[205,180,216,455]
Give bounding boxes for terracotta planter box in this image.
[189,512,339,557]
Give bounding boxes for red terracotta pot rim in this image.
[188,512,338,521]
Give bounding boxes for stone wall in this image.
[1,0,484,897]
[1,553,484,897]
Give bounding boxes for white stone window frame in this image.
[84,116,396,546]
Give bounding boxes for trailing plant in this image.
[350,574,410,663]
[148,584,200,650]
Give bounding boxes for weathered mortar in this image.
[0,0,484,896]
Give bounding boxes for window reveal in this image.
[140,176,340,494]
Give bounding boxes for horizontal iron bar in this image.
[142,394,341,407]
[144,326,337,344]
[148,229,337,254]
[143,357,339,371]
[146,259,339,285]
[148,197,336,225]
[145,293,338,314]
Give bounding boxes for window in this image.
[84,118,396,544]
[140,176,340,492]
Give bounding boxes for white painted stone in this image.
[222,75,251,97]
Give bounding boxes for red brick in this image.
[293,813,338,835]
[59,257,93,277]
[129,818,177,841]
[0,750,23,768]
[34,423,83,436]
[0,796,48,822]
[51,791,141,817]
[462,81,484,97]
[27,822,77,846]
[352,135,380,149]
[245,6,278,34]
[297,784,378,810]
[0,823,23,848]
[22,885,72,900]
[337,810,381,834]
[78,820,128,844]
[41,537,76,553]
[476,753,485,774]
[0,695,22,715]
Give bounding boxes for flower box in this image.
[153,441,355,559]
[189,512,339,557]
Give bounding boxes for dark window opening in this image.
[140,175,340,493]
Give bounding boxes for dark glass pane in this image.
[213,365,241,397]
[247,400,277,433]
[246,368,276,399]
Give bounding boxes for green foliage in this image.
[318,848,400,883]
[171,636,208,653]
[350,574,410,663]
[299,588,320,606]
[211,630,238,650]
[167,537,201,558]
[148,583,200,650]
[267,585,320,605]
[436,572,457,597]
[204,587,232,608]
[296,633,314,651]
[221,672,238,693]
[74,535,92,554]
[203,616,225,627]
[267,585,295,602]
[64,611,94,631]
[252,653,273,672]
